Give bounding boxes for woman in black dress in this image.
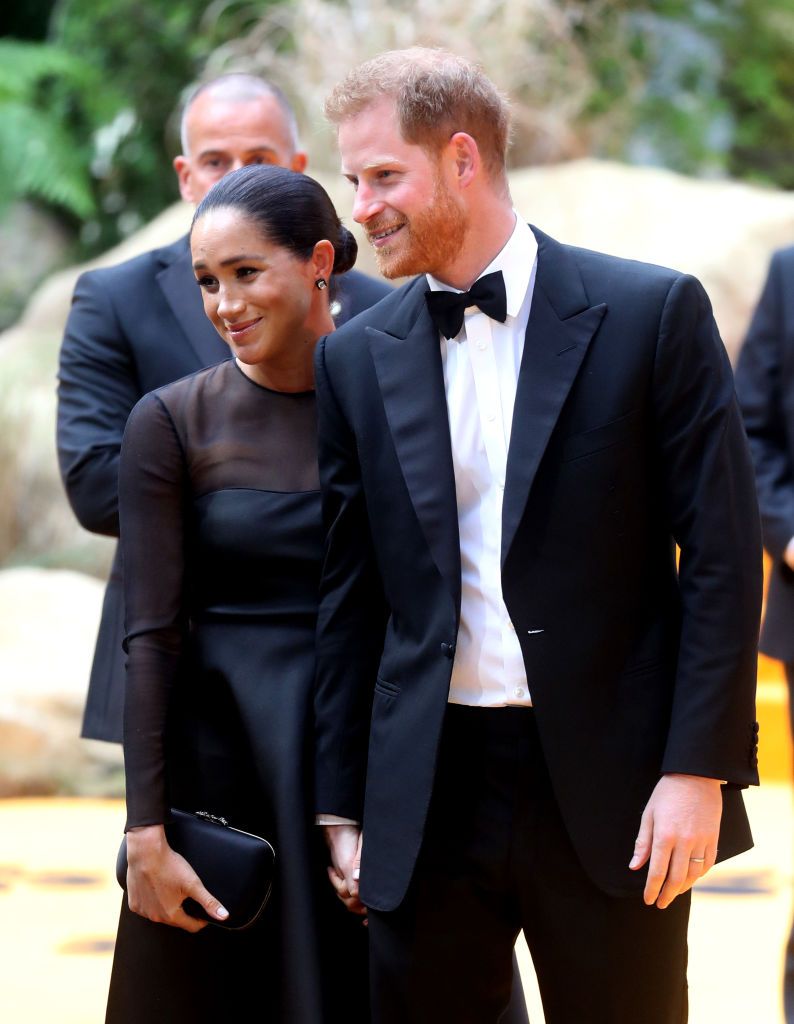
[106,164,368,1022]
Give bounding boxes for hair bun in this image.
[332,225,358,275]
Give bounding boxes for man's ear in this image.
[447,132,480,190]
[173,155,195,203]
[290,150,308,174]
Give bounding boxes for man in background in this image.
[735,244,794,1023]
[57,73,390,743]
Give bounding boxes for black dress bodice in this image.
[118,358,321,827]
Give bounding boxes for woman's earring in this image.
[315,278,327,290]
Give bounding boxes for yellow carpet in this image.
[0,791,791,1023]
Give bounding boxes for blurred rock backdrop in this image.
[1,0,794,795]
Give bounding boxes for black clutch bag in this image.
[116,809,276,930]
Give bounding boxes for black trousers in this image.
[367,706,690,1024]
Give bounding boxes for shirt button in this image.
[486,411,496,422]
[477,340,487,350]
[513,687,525,699]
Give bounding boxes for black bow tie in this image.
[425,271,507,340]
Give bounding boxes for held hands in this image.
[630,773,722,909]
[323,823,367,919]
[126,824,229,932]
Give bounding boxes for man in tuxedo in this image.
[313,48,762,1023]
[57,73,390,743]
[734,245,794,1022]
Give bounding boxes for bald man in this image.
[58,74,390,743]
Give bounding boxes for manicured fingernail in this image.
[352,868,360,880]
[216,906,229,919]
[629,856,639,868]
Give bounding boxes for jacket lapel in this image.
[156,236,229,368]
[502,228,607,565]
[367,279,461,614]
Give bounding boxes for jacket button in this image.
[440,642,456,659]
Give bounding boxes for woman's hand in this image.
[125,824,229,932]
[323,823,367,919]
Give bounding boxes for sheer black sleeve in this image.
[118,391,188,829]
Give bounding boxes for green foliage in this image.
[0,40,105,220]
[1,1,271,256]
[610,1,794,186]
[718,2,794,188]
[47,0,217,253]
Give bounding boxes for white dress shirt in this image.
[428,216,538,706]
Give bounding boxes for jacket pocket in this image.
[561,410,639,462]
[374,676,400,697]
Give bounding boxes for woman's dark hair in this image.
[191,163,357,275]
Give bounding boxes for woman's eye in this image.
[236,266,258,279]
[196,275,218,290]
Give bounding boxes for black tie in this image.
[425,270,507,340]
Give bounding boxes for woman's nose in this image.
[217,288,245,319]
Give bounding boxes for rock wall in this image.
[510,159,794,361]
[0,568,123,796]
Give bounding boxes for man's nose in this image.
[352,182,384,225]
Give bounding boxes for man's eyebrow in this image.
[197,146,279,160]
[342,155,403,176]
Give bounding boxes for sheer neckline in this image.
[233,358,315,397]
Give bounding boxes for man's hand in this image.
[629,773,722,909]
[323,823,367,917]
[126,824,229,932]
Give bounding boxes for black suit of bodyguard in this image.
[58,236,388,741]
[314,228,762,1016]
[736,246,794,681]
[735,245,794,1023]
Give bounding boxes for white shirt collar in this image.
[426,215,538,320]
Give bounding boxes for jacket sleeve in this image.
[56,268,142,537]
[313,335,387,820]
[653,274,762,786]
[734,251,794,560]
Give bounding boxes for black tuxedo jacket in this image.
[57,234,390,742]
[314,226,762,912]
[735,245,794,664]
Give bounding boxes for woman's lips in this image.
[225,317,262,340]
